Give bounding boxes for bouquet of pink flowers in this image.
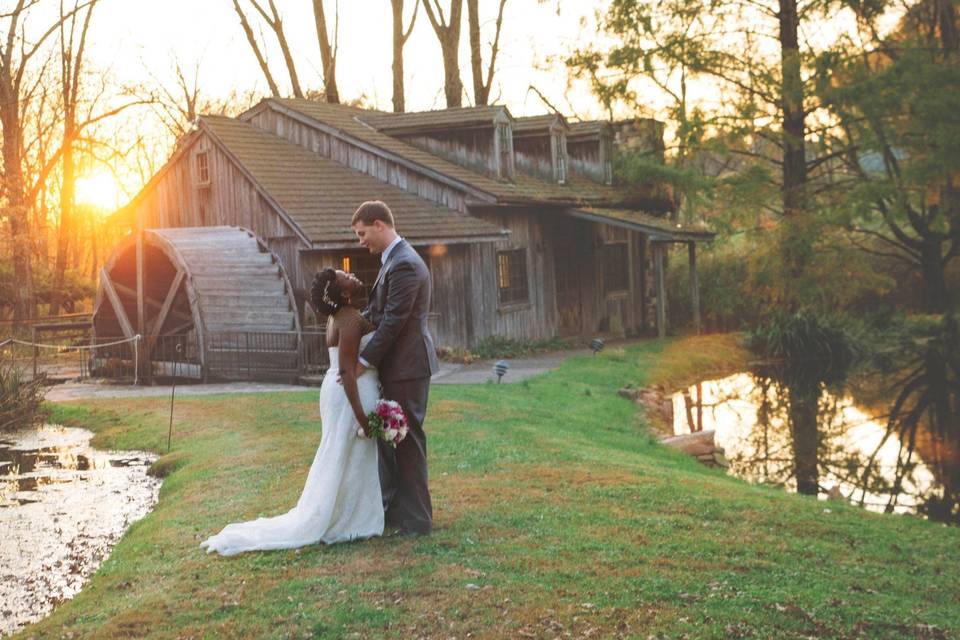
[358,399,409,447]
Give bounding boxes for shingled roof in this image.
[250,99,671,211]
[513,114,568,133]
[567,121,611,138]
[200,115,507,248]
[359,105,508,134]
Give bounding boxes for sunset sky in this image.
[25,0,899,210]
[88,1,609,116]
[49,0,616,208]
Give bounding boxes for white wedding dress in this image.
[200,334,384,556]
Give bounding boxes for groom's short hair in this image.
[352,200,395,227]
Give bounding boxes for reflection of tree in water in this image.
[861,316,960,523]
[729,316,959,523]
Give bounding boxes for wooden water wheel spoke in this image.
[94,226,301,383]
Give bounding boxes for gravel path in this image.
[44,341,640,402]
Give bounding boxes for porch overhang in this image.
[309,232,509,251]
[566,207,714,242]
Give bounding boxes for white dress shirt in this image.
[381,235,403,265]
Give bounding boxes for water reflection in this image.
[672,330,959,523]
[0,425,161,637]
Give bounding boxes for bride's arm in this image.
[336,313,371,435]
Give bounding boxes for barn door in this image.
[553,224,583,336]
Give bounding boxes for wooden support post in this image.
[654,242,667,339]
[689,242,701,334]
[136,232,145,337]
[100,268,136,339]
[31,325,37,380]
[149,270,185,338]
[136,232,147,383]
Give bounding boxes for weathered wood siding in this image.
[568,139,606,183]
[245,108,472,214]
[397,129,497,176]
[514,136,554,182]
[133,131,304,257]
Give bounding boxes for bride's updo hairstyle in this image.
[311,268,346,316]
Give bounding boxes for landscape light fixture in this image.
[493,360,509,383]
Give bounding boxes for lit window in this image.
[496,249,528,304]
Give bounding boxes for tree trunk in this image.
[778,0,809,307]
[49,122,74,316]
[391,0,418,113]
[312,0,339,104]
[392,0,406,112]
[441,39,463,107]
[423,0,464,108]
[0,81,34,323]
[467,0,484,105]
[466,0,506,106]
[920,238,948,313]
[232,0,281,97]
[788,378,821,496]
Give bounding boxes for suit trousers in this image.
[378,376,433,534]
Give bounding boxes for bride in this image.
[201,268,383,556]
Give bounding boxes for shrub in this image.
[750,310,863,362]
[0,364,47,432]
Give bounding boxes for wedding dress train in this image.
[200,335,383,556]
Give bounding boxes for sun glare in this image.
[74,171,123,211]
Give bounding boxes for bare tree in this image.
[422,0,463,107]
[231,0,280,97]
[0,0,90,322]
[246,0,302,98]
[391,0,419,112]
[50,0,97,316]
[466,0,506,106]
[312,0,339,103]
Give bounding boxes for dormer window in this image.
[551,130,567,184]
[195,151,210,187]
[495,121,514,180]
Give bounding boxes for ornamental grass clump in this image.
[750,311,866,385]
[0,364,47,433]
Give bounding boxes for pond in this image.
[0,425,161,636]
[671,357,959,523]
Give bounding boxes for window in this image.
[496,122,514,180]
[340,253,380,306]
[195,151,210,186]
[603,243,629,294]
[551,132,568,184]
[496,249,528,305]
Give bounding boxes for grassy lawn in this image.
[18,334,960,639]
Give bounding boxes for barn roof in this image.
[249,99,672,211]
[567,120,612,140]
[512,113,568,133]
[360,105,508,133]
[200,116,507,248]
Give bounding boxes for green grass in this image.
[17,334,960,639]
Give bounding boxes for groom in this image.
[351,200,439,536]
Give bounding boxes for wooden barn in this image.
[117,98,712,357]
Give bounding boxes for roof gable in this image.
[199,115,506,247]
[262,99,670,211]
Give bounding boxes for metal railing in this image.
[4,329,330,385]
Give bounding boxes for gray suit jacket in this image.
[361,240,440,382]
